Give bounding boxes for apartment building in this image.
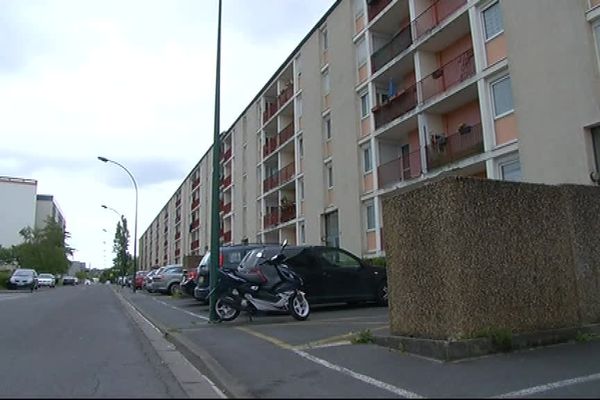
[139,0,600,270]
[35,194,66,232]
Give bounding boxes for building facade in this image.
[35,194,66,232]
[0,176,38,247]
[139,0,600,270]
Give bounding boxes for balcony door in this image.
[324,211,339,248]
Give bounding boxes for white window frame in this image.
[593,21,600,70]
[326,163,334,189]
[324,116,332,141]
[496,154,521,182]
[322,70,331,95]
[490,75,514,119]
[360,91,369,119]
[321,27,329,52]
[482,1,504,43]
[365,202,376,231]
[362,145,372,174]
[356,37,367,68]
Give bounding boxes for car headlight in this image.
[9,277,16,283]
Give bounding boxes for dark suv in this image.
[237,245,388,306]
[193,243,278,303]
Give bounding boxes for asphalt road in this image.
[0,285,188,398]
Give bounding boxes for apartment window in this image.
[300,222,306,244]
[491,76,514,118]
[356,38,367,67]
[594,23,600,68]
[242,144,247,172]
[297,95,303,117]
[242,175,247,205]
[366,202,376,231]
[298,135,304,158]
[592,127,600,173]
[322,70,331,94]
[321,28,328,51]
[323,116,332,141]
[360,92,369,119]
[353,0,364,18]
[362,145,372,173]
[299,178,305,200]
[499,158,521,182]
[483,2,504,41]
[326,163,334,188]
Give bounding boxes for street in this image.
[0,285,219,398]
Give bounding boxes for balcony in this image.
[264,210,279,229]
[367,0,392,21]
[280,203,296,223]
[420,48,475,103]
[175,248,180,257]
[191,239,199,249]
[175,232,181,240]
[191,198,200,210]
[377,148,422,187]
[263,123,294,158]
[413,0,467,40]
[220,201,232,214]
[222,230,232,243]
[371,25,412,73]
[426,123,483,170]
[221,175,232,188]
[192,177,200,189]
[221,148,232,161]
[190,219,200,231]
[175,198,181,207]
[373,84,417,129]
[263,162,295,193]
[263,84,295,124]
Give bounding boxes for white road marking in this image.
[153,298,210,321]
[493,372,600,398]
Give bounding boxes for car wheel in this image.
[375,280,388,307]
[169,283,181,296]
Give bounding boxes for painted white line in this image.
[297,341,353,350]
[153,298,210,321]
[127,301,163,335]
[292,349,423,398]
[493,372,600,398]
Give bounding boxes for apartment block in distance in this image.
[139,0,600,270]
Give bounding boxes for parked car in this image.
[145,267,165,293]
[193,243,279,303]
[37,273,56,288]
[8,269,38,291]
[62,276,77,285]
[149,265,183,295]
[134,271,148,290]
[180,268,198,297]
[236,245,388,306]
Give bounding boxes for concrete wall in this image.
[0,178,37,247]
[382,176,600,340]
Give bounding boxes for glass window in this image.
[363,146,372,173]
[299,178,305,200]
[356,38,367,67]
[324,117,332,140]
[323,71,330,94]
[297,95,303,117]
[592,127,600,173]
[360,92,369,118]
[491,76,514,118]
[300,223,306,244]
[366,203,375,230]
[320,249,360,269]
[327,164,334,188]
[483,2,503,41]
[594,23,600,68]
[500,159,521,182]
[321,28,328,51]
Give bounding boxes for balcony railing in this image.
[280,204,296,223]
[175,232,181,240]
[221,175,232,188]
[192,177,200,188]
[367,0,392,21]
[221,202,231,214]
[222,230,232,243]
[175,248,180,257]
[263,123,295,158]
[175,198,181,207]
[263,162,295,193]
[371,25,412,73]
[263,102,278,123]
[420,48,475,103]
[221,148,232,161]
[413,0,467,39]
[263,84,295,124]
[191,198,199,210]
[190,219,200,231]
[377,149,422,187]
[191,240,199,249]
[264,210,279,229]
[373,84,418,129]
[426,123,483,170]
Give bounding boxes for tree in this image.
[0,246,16,264]
[12,217,73,275]
[113,216,131,279]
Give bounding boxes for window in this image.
[297,95,303,117]
[322,70,330,94]
[366,202,375,230]
[298,135,304,158]
[592,127,600,173]
[327,163,334,188]
[300,222,306,244]
[352,0,364,18]
[324,116,332,140]
[500,159,521,182]
[483,2,503,41]
[491,76,514,118]
[320,249,360,269]
[356,38,367,67]
[362,145,372,173]
[594,23,600,68]
[321,28,328,51]
[299,178,305,200]
[360,92,369,119]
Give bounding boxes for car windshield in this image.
[14,270,33,276]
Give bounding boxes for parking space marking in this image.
[237,326,423,398]
[493,372,600,398]
[152,298,210,321]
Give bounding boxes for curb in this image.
[115,289,254,399]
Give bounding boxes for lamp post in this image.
[208,0,223,323]
[98,156,139,293]
[101,204,122,218]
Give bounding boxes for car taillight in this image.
[189,270,197,280]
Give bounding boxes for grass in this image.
[352,329,375,344]
[0,271,10,289]
[472,327,513,352]
[575,331,598,343]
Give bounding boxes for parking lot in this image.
[119,288,600,398]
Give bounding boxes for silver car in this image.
[149,264,183,295]
[37,273,56,287]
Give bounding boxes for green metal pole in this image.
[209,0,222,323]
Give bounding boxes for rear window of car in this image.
[14,270,34,276]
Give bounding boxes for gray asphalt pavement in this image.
[123,290,600,398]
[0,284,188,398]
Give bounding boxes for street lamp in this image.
[98,156,139,293]
[101,204,122,218]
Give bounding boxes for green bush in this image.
[351,329,375,344]
[0,270,11,289]
[472,327,513,352]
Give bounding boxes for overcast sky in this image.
[0,0,336,270]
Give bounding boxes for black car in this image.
[62,276,77,285]
[237,246,387,306]
[193,243,279,303]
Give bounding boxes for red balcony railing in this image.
[191,198,200,210]
[221,175,232,188]
[414,0,467,39]
[367,0,392,21]
[191,240,199,249]
[426,122,483,170]
[190,219,200,230]
[263,162,295,193]
[175,232,181,240]
[263,102,278,123]
[279,123,294,146]
[377,149,422,187]
[373,84,418,129]
[263,123,295,158]
[222,230,232,243]
[264,210,279,229]
[175,215,181,223]
[263,137,278,157]
[371,25,412,73]
[263,174,279,193]
[175,198,181,207]
[420,48,475,103]
[221,148,232,161]
[221,202,231,214]
[175,248,180,257]
[277,85,294,108]
[192,177,200,188]
[280,204,296,223]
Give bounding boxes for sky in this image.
[0,0,336,270]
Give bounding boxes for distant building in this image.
[68,261,86,276]
[35,194,66,231]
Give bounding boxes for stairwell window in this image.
[324,116,332,141]
[356,38,367,69]
[360,92,370,119]
[326,163,334,188]
[498,155,521,182]
[362,145,372,174]
[365,202,376,231]
[323,70,331,95]
[491,75,514,118]
[483,2,504,41]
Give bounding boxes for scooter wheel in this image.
[215,296,240,322]
[289,292,310,321]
